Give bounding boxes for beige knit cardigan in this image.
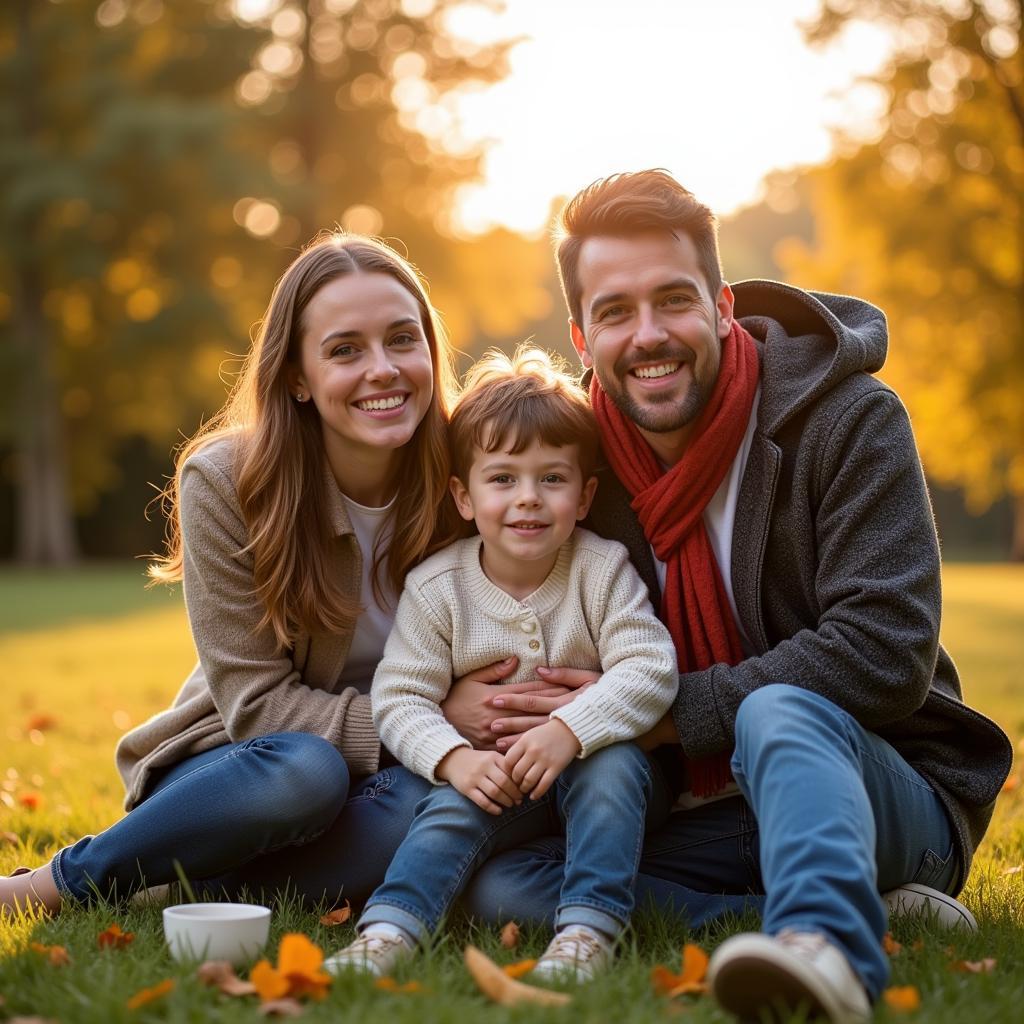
[115,436,380,810]
[372,529,679,782]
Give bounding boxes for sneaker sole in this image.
[711,950,831,1022]
[887,884,978,930]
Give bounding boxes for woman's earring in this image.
[295,392,306,402]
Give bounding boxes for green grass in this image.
[1,564,1021,1022]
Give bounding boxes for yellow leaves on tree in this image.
[250,933,332,1003]
[650,943,709,998]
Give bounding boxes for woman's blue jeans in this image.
[51,732,432,906]
[464,685,957,1001]
[361,742,670,944]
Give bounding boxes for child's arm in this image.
[550,540,678,756]
[503,718,581,799]
[372,583,477,783]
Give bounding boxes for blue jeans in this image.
[361,742,670,944]
[465,685,957,1001]
[51,732,432,906]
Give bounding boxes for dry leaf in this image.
[25,714,57,732]
[318,902,352,927]
[911,939,925,952]
[126,978,175,1010]
[464,945,570,1007]
[198,959,258,996]
[882,932,902,956]
[883,986,921,1012]
[650,943,709,997]
[252,960,291,1002]
[251,934,332,1003]
[1,830,20,846]
[500,920,520,949]
[374,977,424,993]
[259,998,305,1017]
[29,942,70,967]
[17,792,42,811]
[8,1018,59,1024]
[98,923,135,949]
[950,958,997,974]
[1001,865,1022,876]
[1001,774,1019,793]
[502,959,537,979]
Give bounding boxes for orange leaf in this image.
[318,902,351,927]
[251,961,290,1002]
[374,977,424,993]
[501,959,537,979]
[911,939,925,952]
[883,985,921,1012]
[882,932,902,956]
[499,920,520,949]
[17,792,42,811]
[950,958,997,974]
[464,945,571,1007]
[29,942,70,967]
[651,964,684,996]
[258,998,305,1017]
[651,944,709,998]
[277,934,324,977]
[284,972,330,1001]
[197,960,258,996]
[680,943,709,983]
[1001,774,1019,793]
[98,923,135,949]
[25,714,57,732]
[126,978,175,1010]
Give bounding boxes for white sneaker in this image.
[323,930,414,977]
[883,883,977,930]
[708,930,870,1024]
[530,926,614,984]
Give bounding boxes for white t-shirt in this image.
[337,493,398,692]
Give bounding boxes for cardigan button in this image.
[521,619,536,634]
[528,639,540,651]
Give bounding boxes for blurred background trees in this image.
[1,0,1020,562]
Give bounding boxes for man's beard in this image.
[596,343,715,435]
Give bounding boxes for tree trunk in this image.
[12,263,78,565]
[12,0,77,564]
[1012,492,1024,563]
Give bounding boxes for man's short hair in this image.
[554,169,724,329]
[449,345,599,481]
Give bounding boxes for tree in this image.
[783,0,1024,557]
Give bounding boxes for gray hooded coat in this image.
[586,279,1012,888]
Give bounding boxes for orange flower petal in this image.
[501,959,537,979]
[126,978,175,1010]
[884,985,921,1012]
[251,961,290,1002]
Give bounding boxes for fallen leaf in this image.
[251,934,332,1003]
[1,830,20,845]
[464,945,570,1007]
[252,960,290,1002]
[1001,864,1022,876]
[126,978,175,1010]
[1001,774,1019,793]
[883,986,921,1012]
[198,959,258,996]
[17,792,42,811]
[950,958,997,974]
[98,923,135,949]
[374,977,424,993]
[651,944,709,997]
[500,920,520,949]
[29,942,70,967]
[502,958,537,979]
[882,932,902,956]
[318,902,352,927]
[911,939,925,952]
[259,998,305,1017]
[25,714,57,732]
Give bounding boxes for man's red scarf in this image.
[590,322,760,796]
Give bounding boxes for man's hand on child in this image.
[436,747,523,816]
[504,719,582,800]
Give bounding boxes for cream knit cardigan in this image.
[372,528,678,782]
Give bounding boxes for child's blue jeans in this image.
[359,741,671,943]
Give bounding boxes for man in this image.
[458,170,1011,1023]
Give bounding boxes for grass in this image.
[0,563,1021,1022]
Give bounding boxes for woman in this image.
[2,234,459,915]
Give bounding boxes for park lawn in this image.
[0,564,1021,1023]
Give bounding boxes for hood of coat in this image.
[732,279,888,437]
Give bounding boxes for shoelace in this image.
[543,929,605,964]
[775,930,827,958]
[338,933,407,959]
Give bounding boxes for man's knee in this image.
[734,684,851,752]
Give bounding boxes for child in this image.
[326,347,678,983]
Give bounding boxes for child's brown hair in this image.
[449,345,599,481]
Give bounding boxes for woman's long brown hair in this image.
[149,234,459,650]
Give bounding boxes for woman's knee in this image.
[247,733,350,823]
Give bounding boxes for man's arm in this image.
[671,389,943,759]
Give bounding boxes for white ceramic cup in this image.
[163,902,271,965]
